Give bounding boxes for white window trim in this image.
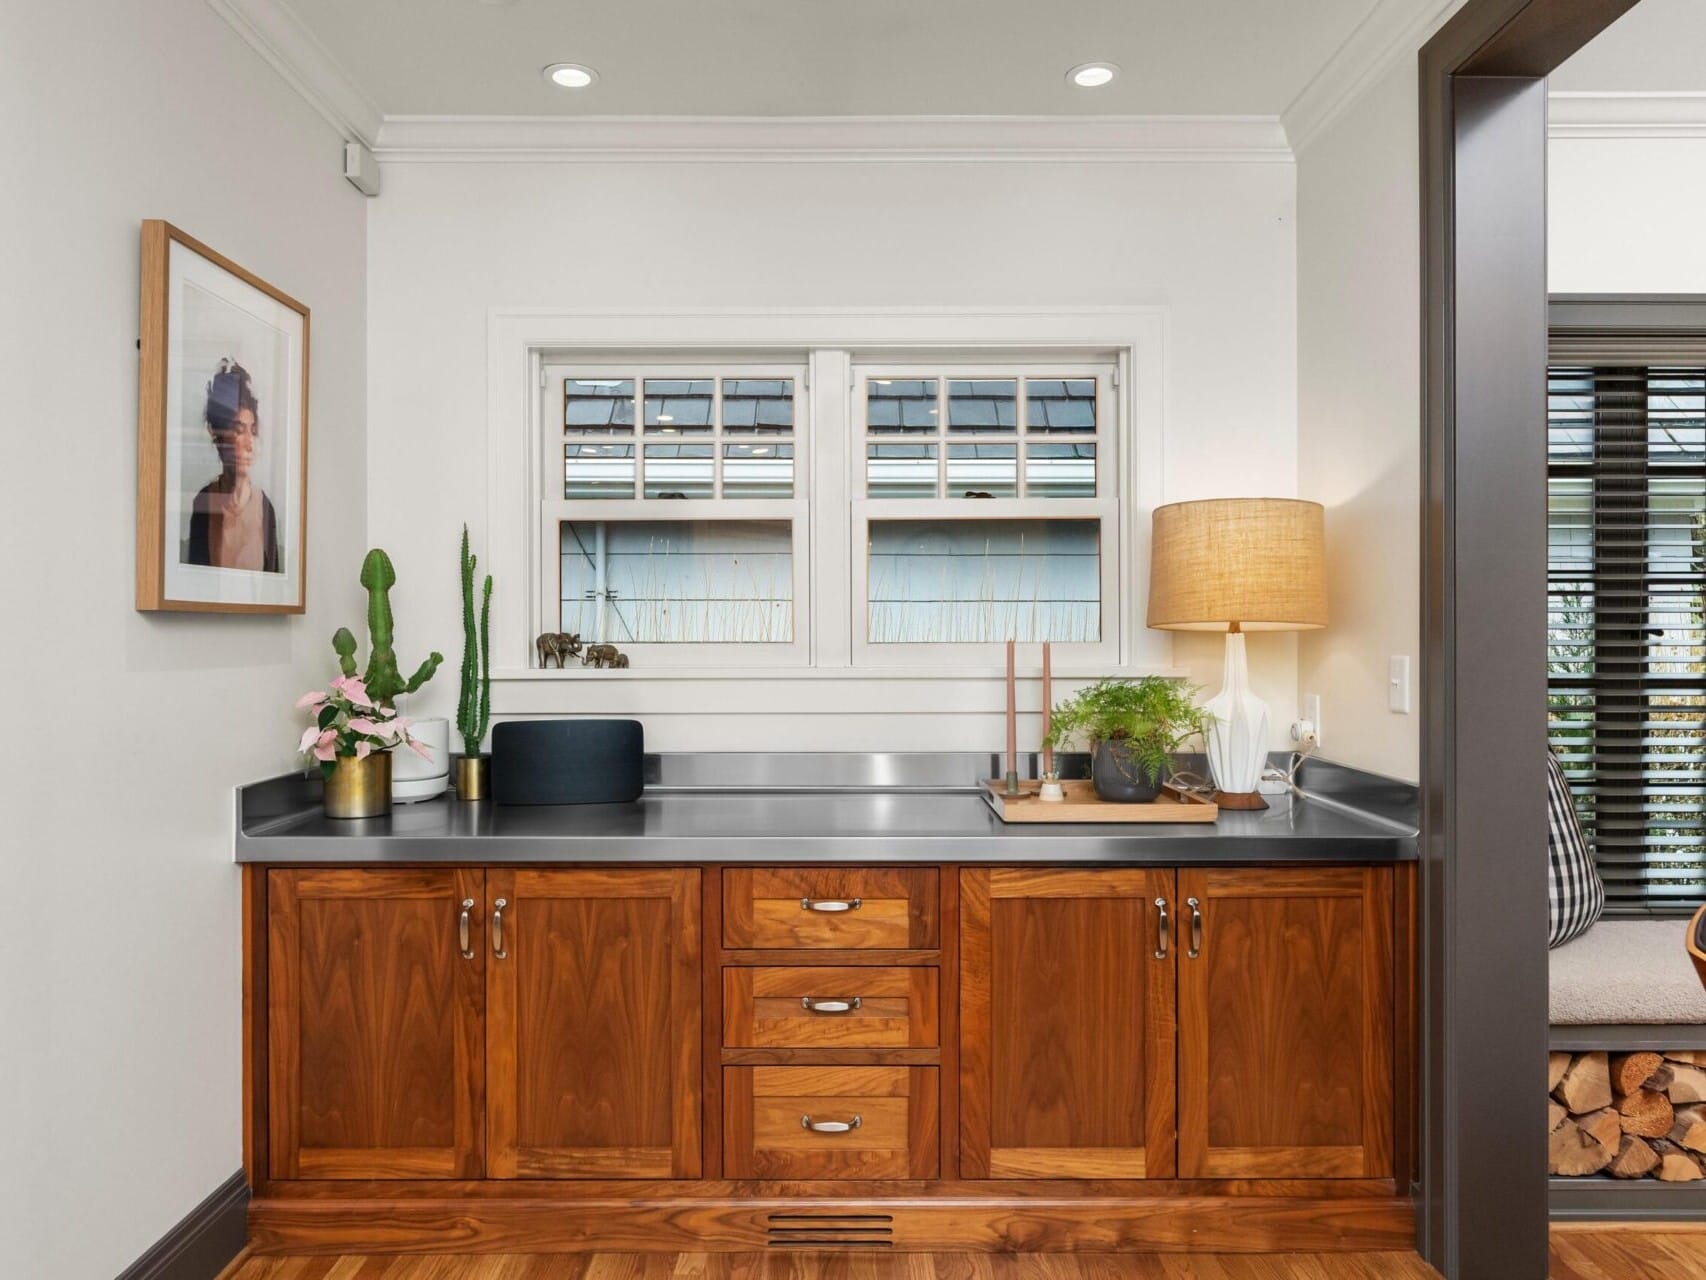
[484,307,1172,684]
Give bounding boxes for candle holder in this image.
[1004,769,1023,797]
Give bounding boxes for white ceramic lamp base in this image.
[1203,631,1269,810]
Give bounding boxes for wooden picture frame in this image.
[136,220,310,612]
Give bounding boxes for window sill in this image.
[493,665,1187,682]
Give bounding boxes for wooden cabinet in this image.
[1176,867,1394,1179]
[959,868,1176,1179]
[486,868,701,1178]
[267,869,485,1179]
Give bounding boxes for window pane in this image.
[723,379,794,433]
[643,444,713,499]
[644,378,713,433]
[1026,443,1097,497]
[565,378,635,431]
[565,442,635,499]
[867,518,1099,643]
[867,378,939,433]
[947,444,1016,498]
[723,443,793,498]
[948,379,1016,433]
[867,444,938,498]
[1027,378,1097,433]
[561,520,792,644]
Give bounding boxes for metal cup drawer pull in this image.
[800,996,862,1015]
[800,1114,863,1133]
[800,897,861,913]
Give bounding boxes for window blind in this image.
[1547,359,1706,911]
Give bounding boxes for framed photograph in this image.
[136,220,309,612]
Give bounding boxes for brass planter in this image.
[323,751,393,819]
[454,753,491,801]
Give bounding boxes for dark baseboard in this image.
[1550,1176,1706,1222]
[116,1171,248,1280]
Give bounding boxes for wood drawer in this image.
[722,868,939,950]
[724,967,939,1048]
[724,1066,938,1179]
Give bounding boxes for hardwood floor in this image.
[219,1230,1706,1280]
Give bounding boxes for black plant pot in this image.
[1091,740,1164,803]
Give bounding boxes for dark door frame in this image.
[1419,2,1638,1276]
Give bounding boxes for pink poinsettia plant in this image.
[296,674,431,777]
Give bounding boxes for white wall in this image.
[1550,135,1706,292]
[0,2,367,1274]
[1296,58,1424,783]
[366,156,1301,751]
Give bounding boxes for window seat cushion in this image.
[1550,918,1706,1025]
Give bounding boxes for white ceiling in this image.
[1553,0,1706,93]
[280,0,1385,119]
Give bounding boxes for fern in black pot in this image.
[1042,677,1206,802]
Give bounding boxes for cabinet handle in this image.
[1187,896,1203,959]
[492,897,508,959]
[800,1114,862,1133]
[800,996,862,1015]
[458,898,475,960]
[1154,898,1170,960]
[800,897,861,913]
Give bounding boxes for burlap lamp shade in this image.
[1148,498,1328,633]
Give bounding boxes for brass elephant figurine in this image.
[535,631,582,669]
[584,643,626,669]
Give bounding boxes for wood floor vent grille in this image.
[765,1212,895,1248]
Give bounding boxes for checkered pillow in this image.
[1548,750,1604,949]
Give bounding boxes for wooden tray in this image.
[981,778,1218,824]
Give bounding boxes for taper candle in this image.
[1042,641,1053,777]
[1005,639,1017,784]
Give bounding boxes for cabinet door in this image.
[487,868,701,1178]
[268,868,484,1179]
[1177,867,1393,1179]
[961,868,1175,1179]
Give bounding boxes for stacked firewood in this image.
[1549,1050,1706,1180]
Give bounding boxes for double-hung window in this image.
[537,350,1125,670]
[852,365,1119,666]
[1547,313,1706,911]
[541,363,810,667]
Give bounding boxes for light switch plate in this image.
[1388,656,1412,714]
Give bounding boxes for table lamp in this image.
[1147,498,1328,809]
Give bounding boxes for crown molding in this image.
[205,0,382,145]
[1548,92,1706,140]
[1282,0,1463,155]
[368,114,1292,163]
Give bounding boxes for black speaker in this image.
[490,719,644,805]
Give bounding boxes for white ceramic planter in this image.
[393,715,450,802]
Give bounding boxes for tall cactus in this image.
[457,526,493,755]
[332,548,442,707]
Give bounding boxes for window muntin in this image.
[1547,361,1706,910]
[559,372,798,500]
[859,370,1107,500]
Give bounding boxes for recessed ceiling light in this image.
[543,62,598,89]
[1067,62,1119,89]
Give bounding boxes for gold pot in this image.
[454,754,491,801]
[323,751,393,819]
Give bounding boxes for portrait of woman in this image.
[187,359,281,573]
[137,220,308,613]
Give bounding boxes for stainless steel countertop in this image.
[235,773,1417,864]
